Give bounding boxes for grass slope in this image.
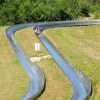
[44,25,100,100]
[0,25,100,100]
[0,27,29,100]
[15,28,71,100]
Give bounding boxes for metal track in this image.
[6,20,100,100]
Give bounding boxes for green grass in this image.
[0,27,29,100]
[15,27,72,100]
[0,25,100,100]
[44,25,100,100]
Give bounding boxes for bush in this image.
[0,0,100,25]
[81,3,90,17]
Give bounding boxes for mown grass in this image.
[0,27,29,100]
[0,25,100,100]
[44,25,100,100]
[15,28,72,100]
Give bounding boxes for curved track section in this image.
[6,23,46,100]
[6,20,100,100]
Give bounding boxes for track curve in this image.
[6,20,100,100]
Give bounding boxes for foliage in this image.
[0,0,4,4]
[0,0,100,25]
[80,2,91,17]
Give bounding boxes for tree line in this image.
[0,0,100,25]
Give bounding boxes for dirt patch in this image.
[94,83,100,99]
[30,55,51,62]
[83,47,100,60]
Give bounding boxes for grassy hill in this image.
[0,27,29,100]
[0,25,100,100]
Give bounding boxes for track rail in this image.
[6,20,100,100]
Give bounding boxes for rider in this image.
[33,27,41,36]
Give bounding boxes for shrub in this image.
[81,3,90,17]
